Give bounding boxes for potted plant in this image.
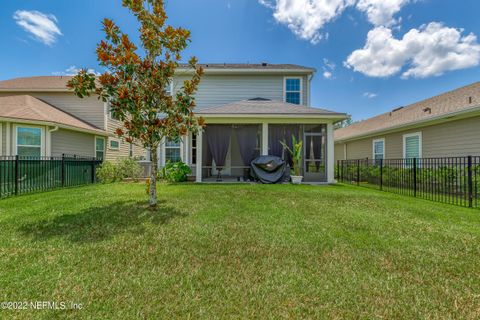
[281,136,303,184]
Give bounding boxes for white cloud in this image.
[356,0,409,27]
[13,10,62,46]
[363,92,378,98]
[259,0,355,44]
[322,58,336,79]
[52,66,101,76]
[345,22,480,78]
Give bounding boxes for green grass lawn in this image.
[1,183,480,319]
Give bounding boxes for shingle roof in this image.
[0,95,107,135]
[197,98,345,117]
[335,82,480,141]
[0,76,73,91]
[179,63,315,72]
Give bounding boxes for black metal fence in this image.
[0,155,102,199]
[336,156,480,208]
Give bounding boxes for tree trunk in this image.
[149,146,158,207]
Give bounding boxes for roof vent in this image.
[392,106,404,112]
[262,62,268,67]
[249,97,270,101]
[423,107,432,114]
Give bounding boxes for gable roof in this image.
[178,63,315,73]
[0,76,74,92]
[197,98,346,119]
[0,95,107,135]
[335,81,480,142]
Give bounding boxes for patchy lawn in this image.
[1,183,480,319]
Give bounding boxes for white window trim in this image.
[0,123,2,156]
[108,138,120,151]
[95,136,106,159]
[13,124,45,157]
[372,138,385,160]
[283,76,303,105]
[161,137,183,166]
[403,132,422,159]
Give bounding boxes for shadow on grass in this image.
[18,200,187,243]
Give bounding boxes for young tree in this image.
[67,0,204,207]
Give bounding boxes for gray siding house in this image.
[0,63,346,183]
[162,64,346,183]
[334,82,480,162]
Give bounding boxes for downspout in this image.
[307,73,314,107]
[47,126,59,157]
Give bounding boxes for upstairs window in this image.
[284,77,302,105]
[372,139,385,160]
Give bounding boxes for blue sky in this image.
[1,0,479,120]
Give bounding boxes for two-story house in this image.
[0,63,346,183]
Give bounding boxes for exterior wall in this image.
[0,92,106,130]
[173,74,310,108]
[105,117,147,162]
[50,128,96,157]
[335,115,480,161]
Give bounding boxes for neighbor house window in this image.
[95,137,105,160]
[372,138,385,160]
[403,132,422,159]
[165,139,181,162]
[109,139,120,150]
[16,126,43,157]
[284,77,302,105]
[129,143,134,157]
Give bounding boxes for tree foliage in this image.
[67,0,204,206]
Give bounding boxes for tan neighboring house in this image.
[334,82,480,162]
[0,76,147,161]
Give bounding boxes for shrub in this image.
[96,161,119,183]
[96,159,144,183]
[116,158,144,181]
[160,161,191,182]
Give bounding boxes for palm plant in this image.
[281,135,303,176]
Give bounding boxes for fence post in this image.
[14,155,19,195]
[356,159,360,186]
[336,160,339,180]
[413,157,417,197]
[61,154,65,187]
[380,158,383,191]
[468,155,473,208]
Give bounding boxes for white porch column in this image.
[327,122,335,183]
[196,128,203,183]
[261,122,268,155]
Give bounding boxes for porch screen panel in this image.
[235,125,259,166]
[205,125,232,167]
[284,125,301,166]
[268,125,284,157]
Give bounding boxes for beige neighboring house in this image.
[0,76,147,161]
[334,82,480,162]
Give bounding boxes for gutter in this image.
[335,104,480,143]
[0,117,109,136]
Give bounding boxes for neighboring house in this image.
[334,82,480,162]
[0,63,346,183]
[0,77,146,161]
